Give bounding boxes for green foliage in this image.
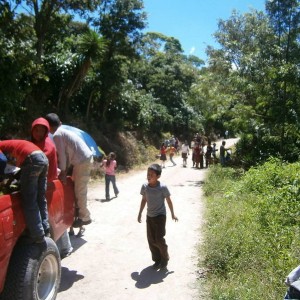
[77,30,107,60]
[202,161,300,299]
[235,126,300,168]
[0,0,102,131]
[69,0,146,126]
[131,32,203,134]
[200,2,300,164]
[0,0,208,138]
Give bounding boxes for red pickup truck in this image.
[0,177,75,300]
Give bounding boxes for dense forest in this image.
[1,0,300,167]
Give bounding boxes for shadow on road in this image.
[95,196,118,203]
[186,180,205,187]
[69,236,87,253]
[172,180,204,188]
[58,267,85,292]
[131,266,174,289]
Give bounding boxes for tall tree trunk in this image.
[58,59,91,116]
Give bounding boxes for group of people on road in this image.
[190,133,221,169]
[159,133,232,169]
[159,136,181,167]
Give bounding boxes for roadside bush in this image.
[202,160,300,299]
[235,131,300,170]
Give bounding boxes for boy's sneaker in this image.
[152,261,161,269]
[159,260,168,269]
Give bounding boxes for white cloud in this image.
[189,47,196,55]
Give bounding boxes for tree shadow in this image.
[131,266,174,289]
[58,267,84,292]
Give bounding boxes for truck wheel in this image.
[0,237,61,300]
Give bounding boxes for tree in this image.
[264,0,300,158]
[57,29,106,118]
[202,2,300,164]
[206,11,271,136]
[0,2,37,133]
[0,0,102,129]
[93,0,147,125]
[131,32,204,135]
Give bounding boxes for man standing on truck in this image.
[45,113,93,228]
[0,140,49,243]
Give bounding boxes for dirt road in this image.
[56,139,237,300]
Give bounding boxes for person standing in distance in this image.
[137,164,178,270]
[181,140,190,167]
[101,152,119,200]
[159,142,167,168]
[220,140,231,167]
[167,144,177,166]
[45,113,93,228]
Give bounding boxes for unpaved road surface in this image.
[56,138,238,300]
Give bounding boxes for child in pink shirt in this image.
[101,152,119,200]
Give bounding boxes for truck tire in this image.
[0,237,61,300]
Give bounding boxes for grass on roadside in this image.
[200,159,300,299]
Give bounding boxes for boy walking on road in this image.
[137,164,178,270]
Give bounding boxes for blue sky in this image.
[143,0,266,60]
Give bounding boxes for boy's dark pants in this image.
[146,215,169,263]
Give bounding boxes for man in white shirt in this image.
[45,113,93,228]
